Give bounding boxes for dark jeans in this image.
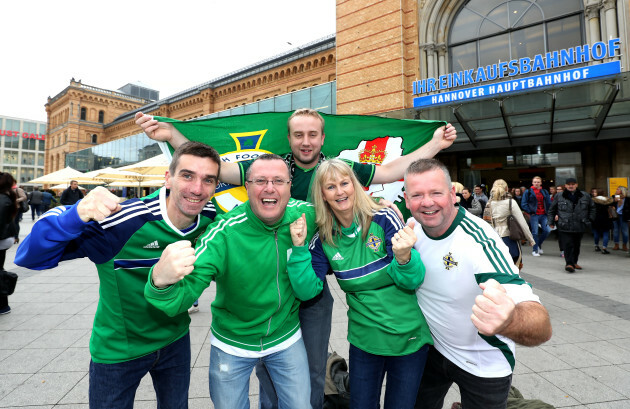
[558,231,583,266]
[31,203,42,219]
[88,332,190,409]
[257,280,334,409]
[350,343,429,409]
[415,347,512,409]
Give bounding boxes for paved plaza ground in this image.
[1,219,629,408]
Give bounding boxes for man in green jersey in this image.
[135,109,456,408]
[146,154,320,409]
[16,142,221,409]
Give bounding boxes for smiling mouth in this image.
[185,198,202,203]
[335,197,348,203]
[422,210,438,215]
[262,198,278,206]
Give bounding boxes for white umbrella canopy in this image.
[117,154,170,176]
[28,166,86,185]
[85,167,155,185]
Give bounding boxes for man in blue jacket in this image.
[521,176,551,256]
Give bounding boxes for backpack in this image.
[323,351,350,409]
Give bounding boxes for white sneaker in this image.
[188,305,199,314]
[532,251,540,257]
[538,248,544,254]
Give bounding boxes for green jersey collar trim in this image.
[422,205,465,241]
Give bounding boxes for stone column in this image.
[603,0,619,42]
[425,44,436,78]
[437,44,447,79]
[585,3,602,45]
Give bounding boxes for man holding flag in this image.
[135,109,456,408]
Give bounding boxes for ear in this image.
[164,171,172,189]
[321,133,326,145]
[404,192,411,210]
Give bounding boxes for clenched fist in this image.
[392,221,417,265]
[77,187,123,222]
[151,241,197,288]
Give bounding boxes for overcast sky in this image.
[3,0,336,123]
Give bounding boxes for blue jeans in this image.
[350,344,429,409]
[258,280,333,409]
[593,229,610,248]
[89,332,190,409]
[529,213,550,252]
[210,338,311,409]
[415,347,512,409]
[612,217,629,244]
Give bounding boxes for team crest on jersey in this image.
[443,252,458,270]
[212,129,271,213]
[366,233,382,252]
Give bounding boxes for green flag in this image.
[156,112,444,214]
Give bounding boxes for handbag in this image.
[608,206,618,219]
[20,199,29,213]
[507,199,528,241]
[0,269,18,296]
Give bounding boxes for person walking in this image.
[27,186,43,220]
[521,176,551,257]
[484,179,535,270]
[611,186,629,251]
[548,178,596,273]
[60,180,84,206]
[591,188,613,254]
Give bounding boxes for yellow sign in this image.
[608,177,629,196]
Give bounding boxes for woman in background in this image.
[591,188,613,254]
[460,187,482,217]
[484,179,535,270]
[0,172,18,314]
[612,186,629,251]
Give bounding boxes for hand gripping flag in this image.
[155,112,445,215]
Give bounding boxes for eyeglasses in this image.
[246,178,291,186]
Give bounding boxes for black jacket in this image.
[60,187,84,205]
[548,190,596,233]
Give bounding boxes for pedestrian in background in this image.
[611,186,629,251]
[591,188,613,254]
[521,176,551,257]
[0,172,18,315]
[27,186,43,220]
[484,179,535,270]
[548,178,595,273]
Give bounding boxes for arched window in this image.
[98,110,104,123]
[449,0,584,73]
[80,107,86,120]
[91,134,98,144]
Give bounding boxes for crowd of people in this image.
[4,108,556,409]
[455,176,629,274]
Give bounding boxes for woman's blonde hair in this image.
[619,186,628,198]
[489,179,511,201]
[452,182,464,194]
[311,159,383,246]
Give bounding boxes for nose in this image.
[190,179,203,195]
[263,181,276,192]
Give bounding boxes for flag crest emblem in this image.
[443,252,458,270]
[366,233,382,252]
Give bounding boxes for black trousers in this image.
[558,231,583,266]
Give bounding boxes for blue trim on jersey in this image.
[334,256,390,280]
[114,258,161,270]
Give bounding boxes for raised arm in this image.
[372,123,456,184]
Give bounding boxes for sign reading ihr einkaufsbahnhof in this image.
[413,38,622,108]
